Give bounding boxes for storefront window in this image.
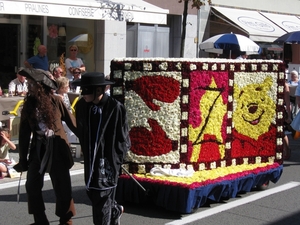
[27,16,44,59]
[47,17,95,74]
[47,22,66,66]
[0,14,20,19]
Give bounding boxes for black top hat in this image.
[19,68,57,90]
[74,72,114,87]
[72,72,114,95]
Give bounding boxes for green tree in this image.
[179,0,211,57]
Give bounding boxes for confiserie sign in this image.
[0,0,167,24]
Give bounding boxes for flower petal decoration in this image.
[111,58,285,213]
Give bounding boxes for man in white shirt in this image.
[8,68,28,95]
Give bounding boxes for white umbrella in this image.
[199,33,261,58]
[68,34,89,47]
[69,34,88,42]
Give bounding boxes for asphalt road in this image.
[1,134,300,225]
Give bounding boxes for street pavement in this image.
[0,145,85,185]
[1,134,300,224]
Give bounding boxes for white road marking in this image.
[0,169,84,190]
[2,172,300,225]
[165,181,300,225]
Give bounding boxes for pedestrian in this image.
[53,66,64,79]
[24,45,49,71]
[0,128,16,178]
[104,74,111,96]
[288,70,299,86]
[69,68,82,92]
[75,72,131,225]
[13,68,77,225]
[65,45,85,81]
[236,51,248,60]
[8,67,28,95]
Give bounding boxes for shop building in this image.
[201,0,300,71]
[146,0,300,71]
[0,0,169,88]
[3,0,300,88]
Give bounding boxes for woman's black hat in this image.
[18,68,57,90]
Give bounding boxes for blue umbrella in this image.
[199,33,261,58]
[274,31,300,44]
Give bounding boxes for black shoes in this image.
[111,203,124,225]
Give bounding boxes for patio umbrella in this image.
[199,33,261,58]
[69,34,89,47]
[69,34,88,42]
[274,31,300,44]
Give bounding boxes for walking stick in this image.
[17,172,22,203]
[121,165,147,192]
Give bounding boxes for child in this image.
[56,77,78,144]
[0,128,16,178]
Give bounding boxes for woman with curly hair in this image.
[13,68,77,225]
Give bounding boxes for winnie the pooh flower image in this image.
[232,76,277,158]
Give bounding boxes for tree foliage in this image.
[179,0,211,10]
[179,0,212,57]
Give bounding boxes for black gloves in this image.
[13,160,28,172]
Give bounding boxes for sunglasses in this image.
[70,49,77,52]
[73,72,81,74]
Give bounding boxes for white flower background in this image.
[124,71,182,164]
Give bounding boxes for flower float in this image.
[111,58,285,213]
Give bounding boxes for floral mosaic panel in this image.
[111,59,285,174]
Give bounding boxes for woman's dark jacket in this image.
[75,94,130,190]
[15,95,77,172]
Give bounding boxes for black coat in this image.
[16,95,77,173]
[76,94,130,190]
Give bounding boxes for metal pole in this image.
[121,165,146,192]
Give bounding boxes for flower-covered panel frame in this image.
[111,59,285,174]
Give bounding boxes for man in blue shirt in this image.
[24,45,49,71]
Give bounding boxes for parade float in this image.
[111,58,285,213]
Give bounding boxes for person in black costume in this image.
[13,68,77,225]
[75,72,130,225]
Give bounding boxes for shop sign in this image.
[0,2,4,11]
[0,0,167,24]
[238,16,275,32]
[282,21,300,32]
[0,1,96,19]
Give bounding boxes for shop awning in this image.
[0,0,168,24]
[212,6,286,42]
[260,12,300,32]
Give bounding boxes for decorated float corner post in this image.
[110,58,285,213]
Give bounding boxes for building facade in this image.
[0,0,169,88]
[2,0,300,89]
[146,0,300,68]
